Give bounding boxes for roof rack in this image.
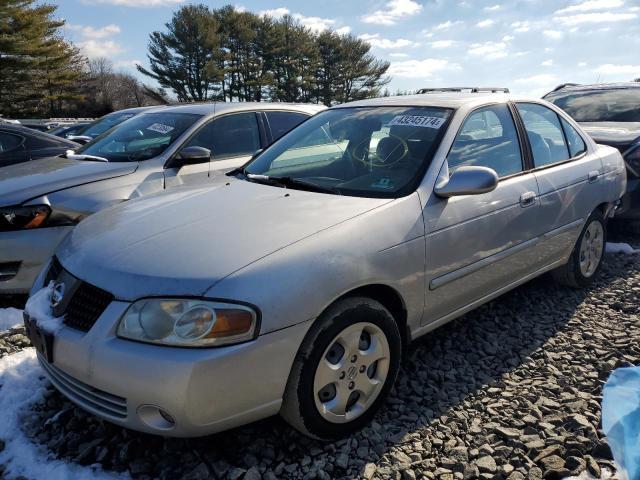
[417,87,510,94]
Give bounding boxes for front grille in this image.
[63,281,114,332]
[44,257,63,285]
[38,354,127,419]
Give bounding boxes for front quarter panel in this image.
[205,193,426,336]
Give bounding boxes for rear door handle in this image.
[588,170,600,183]
[519,191,537,208]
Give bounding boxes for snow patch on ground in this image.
[606,242,639,254]
[0,308,23,332]
[24,282,65,334]
[0,348,126,480]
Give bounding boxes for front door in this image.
[423,103,544,323]
[164,112,262,188]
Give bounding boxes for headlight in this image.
[117,299,259,347]
[0,205,51,232]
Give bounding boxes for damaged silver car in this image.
[25,93,626,439]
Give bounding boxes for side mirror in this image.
[434,165,499,198]
[166,146,211,169]
[67,135,92,144]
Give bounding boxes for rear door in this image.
[423,103,544,323]
[164,112,263,188]
[264,111,310,143]
[514,102,604,265]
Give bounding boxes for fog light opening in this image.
[137,405,176,431]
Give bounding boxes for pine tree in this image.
[0,0,85,116]
[137,4,224,102]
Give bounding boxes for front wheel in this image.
[553,209,607,287]
[280,297,401,440]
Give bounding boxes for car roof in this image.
[0,124,78,144]
[545,82,640,96]
[107,105,164,115]
[156,102,326,116]
[332,93,540,110]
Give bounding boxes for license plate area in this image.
[24,315,54,363]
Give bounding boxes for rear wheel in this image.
[281,297,401,440]
[553,209,607,287]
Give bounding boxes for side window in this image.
[516,103,570,167]
[187,112,260,160]
[447,104,523,178]
[0,132,23,153]
[265,111,308,141]
[560,117,587,158]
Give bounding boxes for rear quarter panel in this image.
[597,144,627,202]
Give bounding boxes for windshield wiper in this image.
[246,174,341,195]
[65,150,108,162]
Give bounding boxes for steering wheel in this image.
[351,134,409,168]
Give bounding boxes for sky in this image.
[57,0,640,98]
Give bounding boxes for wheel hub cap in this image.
[579,220,604,278]
[313,322,390,424]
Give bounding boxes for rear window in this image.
[546,88,640,122]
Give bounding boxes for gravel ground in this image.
[0,230,638,480]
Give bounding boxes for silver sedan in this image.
[25,93,626,439]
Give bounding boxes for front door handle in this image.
[588,170,600,183]
[519,191,537,207]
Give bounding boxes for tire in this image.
[280,296,402,440]
[552,209,607,288]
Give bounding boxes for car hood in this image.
[57,179,391,300]
[0,156,138,206]
[580,122,640,152]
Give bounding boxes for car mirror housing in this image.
[434,165,499,198]
[166,146,211,169]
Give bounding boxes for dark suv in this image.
[544,83,640,220]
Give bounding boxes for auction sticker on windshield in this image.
[388,115,446,129]
[146,123,175,134]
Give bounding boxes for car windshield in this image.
[546,89,640,122]
[81,111,141,138]
[244,106,451,197]
[75,112,201,162]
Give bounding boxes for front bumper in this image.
[615,177,640,220]
[0,226,73,294]
[34,300,312,437]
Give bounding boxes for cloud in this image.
[476,19,494,28]
[543,30,564,39]
[113,59,142,69]
[259,7,290,18]
[542,59,554,67]
[388,58,460,78]
[484,4,501,11]
[67,24,121,39]
[578,61,588,67]
[78,39,125,58]
[594,64,640,75]
[433,20,464,30]
[67,22,124,59]
[361,0,422,25]
[359,33,417,49]
[511,21,531,33]
[555,11,637,25]
[514,74,558,85]
[429,40,455,49]
[259,8,346,33]
[87,0,184,5]
[555,0,624,14]
[389,53,410,57]
[468,41,508,59]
